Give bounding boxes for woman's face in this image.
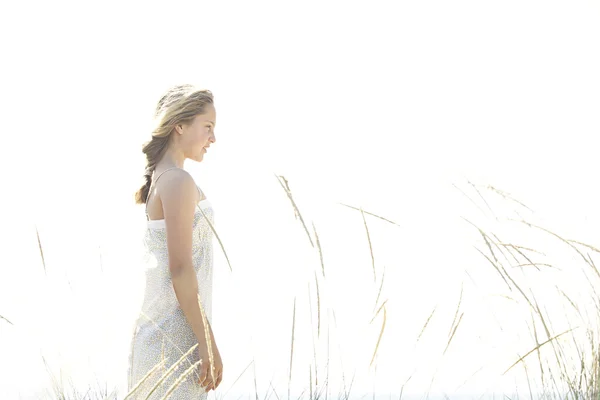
[178,105,217,162]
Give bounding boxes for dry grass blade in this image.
[372,265,385,313]
[369,303,387,367]
[275,174,314,248]
[123,357,170,400]
[0,314,13,325]
[481,231,499,264]
[468,179,496,219]
[416,306,437,343]
[198,206,233,272]
[269,380,281,400]
[498,242,546,259]
[222,360,254,399]
[556,286,582,319]
[309,365,313,400]
[278,176,295,215]
[359,207,376,282]
[452,183,488,217]
[295,388,308,400]
[326,316,330,400]
[593,345,600,398]
[501,263,537,313]
[462,217,501,264]
[314,271,321,338]
[307,281,319,389]
[490,233,521,266]
[197,293,217,387]
[568,239,600,254]
[448,284,464,339]
[340,371,356,400]
[502,243,542,272]
[530,313,545,391]
[369,299,388,324]
[486,185,533,212]
[133,299,213,399]
[474,246,512,291]
[35,225,46,275]
[443,312,464,355]
[462,218,516,291]
[475,231,539,316]
[571,331,585,395]
[159,359,202,400]
[514,263,555,269]
[468,222,521,274]
[143,343,200,399]
[454,365,485,394]
[399,373,413,400]
[337,340,348,399]
[532,297,573,384]
[289,296,296,400]
[253,358,258,400]
[312,377,325,400]
[338,202,400,227]
[312,221,326,278]
[98,245,104,272]
[138,311,197,362]
[514,219,600,280]
[503,327,577,375]
[42,354,69,399]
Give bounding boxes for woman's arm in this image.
[159,169,210,346]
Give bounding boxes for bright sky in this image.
[1,1,600,399]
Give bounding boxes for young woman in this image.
[127,84,223,398]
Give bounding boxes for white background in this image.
[1,0,599,398]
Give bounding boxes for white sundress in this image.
[127,167,215,399]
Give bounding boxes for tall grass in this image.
[15,176,600,399]
[459,182,600,399]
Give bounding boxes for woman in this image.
[127,84,223,399]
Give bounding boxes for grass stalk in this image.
[289,296,296,400]
[312,221,326,278]
[275,174,314,248]
[198,206,233,272]
[158,359,202,400]
[35,224,47,275]
[123,356,170,400]
[359,207,376,282]
[141,343,200,399]
[370,303,387,367]
[503,328,577,375]
[338,203,400,227]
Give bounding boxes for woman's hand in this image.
[198,343,223,392]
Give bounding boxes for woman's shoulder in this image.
[154,167,194,185]
[155,168,198,200]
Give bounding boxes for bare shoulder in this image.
[156,168,198,212]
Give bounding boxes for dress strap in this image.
[145,167,207,220]
[145,166,180,220]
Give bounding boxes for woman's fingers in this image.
[199,365,222,391]
[214,371,223,389]
[201,370,216,390]
[198,362,209,385]
[198,371,206,385]
[209,369,222,390]
[200,376,212,389]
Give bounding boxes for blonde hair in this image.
[134,84,214,204]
